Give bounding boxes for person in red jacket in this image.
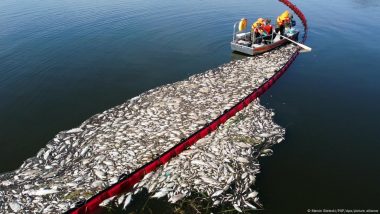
[263,19,273,35]
[262,18,273,44]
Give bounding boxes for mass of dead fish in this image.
[0,44,297,213]
[111,102,284,213]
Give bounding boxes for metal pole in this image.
[233,22,238,42]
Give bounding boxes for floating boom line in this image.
[66,0,308,213]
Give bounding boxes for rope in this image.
[66,0,308,213]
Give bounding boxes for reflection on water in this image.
[231,52,250,61]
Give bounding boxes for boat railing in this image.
[232,21,246,42]
[232,21,237,42]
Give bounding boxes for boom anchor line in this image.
[66,0,308,213]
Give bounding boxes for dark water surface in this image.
[1,0,379,213]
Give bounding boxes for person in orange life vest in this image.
[276,10,292,36]
[251,18,265,44]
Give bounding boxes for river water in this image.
[0,0,379,213]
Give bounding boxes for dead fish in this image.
[99,196,115,207]
[200,176,218,185]
[168,194,185,203]
[211,190,224,197]
[80,146,90,156]
[244,200,257,209]
[242,172,248,179]
[262,149,273,154]
[123,194,132,209]
[93,169,106,180]
[152,191,168,199]
[213,200,221,206]
[237,157,249,163]
[66,128,83,134]
[247,191,258,199]
[117,195,125,205]
[258,133,273,138]
[233,204,243,213]
[91,180,104,188]
[1,180,13,186]
[43,150,51,160]
[9,202,22,212]
[27,188,59,196]
[191,160,208,166]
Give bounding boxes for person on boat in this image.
[276,10,292,36]
[251,18,265,44]
[262,18,273,44]
[252,17,265,29]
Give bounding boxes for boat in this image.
[230,18,299,55]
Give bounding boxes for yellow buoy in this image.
[238,18,247,31]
